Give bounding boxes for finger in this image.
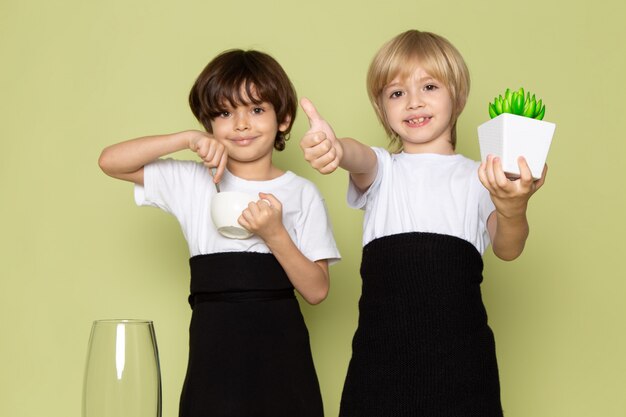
[311,148,338,171]
[201,139,218,160]
[301,132,327,153]
[300,97,324,128]
[484,155,497,186]
[204,141,217,162]
[213,151,228,183]
[237,214,251,230]
[319,157,340,175]
[305,139,334,166]
[478,161,490,189]
[516,156,533,186]
[194,141,206,159]
[258,192,281,209]
[248,200,270,212]
[533,164,548,190]
[241,205,258,223]
[492,156,510,188]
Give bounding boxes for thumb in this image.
[300,97,324,129]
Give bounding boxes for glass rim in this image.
[92,319,154,325]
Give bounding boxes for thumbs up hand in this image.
[299,98,343,174]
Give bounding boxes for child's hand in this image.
[299,98,343,174]
[238,193,285,243]
[188,130,228,183]
[479,155,547,217]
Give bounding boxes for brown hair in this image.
[367,30,470,150]
[189,49,297,151]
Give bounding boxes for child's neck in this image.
[227,159,284,181]
[401,141,456,155]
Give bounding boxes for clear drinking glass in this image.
[82,319,162,417]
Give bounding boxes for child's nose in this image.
[406,92,424,110]
[234,114,250,130]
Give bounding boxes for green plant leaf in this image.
[534,99,543,117]
[513,92,525,115]
[494,96,503,113]
[502,97,512,114]
[487,89,546,120]
[522,98,536,118]
[489,103,498,118]
[535,104,545,120]
[523,95,531,114]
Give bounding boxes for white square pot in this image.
[477,113,556,180]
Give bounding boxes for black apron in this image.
[179,252,323,417]
[340,232,503,417]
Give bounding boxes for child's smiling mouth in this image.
[229,136,258,145]
[405,116,431,127]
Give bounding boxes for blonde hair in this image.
[366,30,470,151]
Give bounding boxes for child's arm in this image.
[479,155,547,261]
[299,98,378,191]
[98,130,228,185]
[238,192,330,305]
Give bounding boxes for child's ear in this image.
[278,115,291,132]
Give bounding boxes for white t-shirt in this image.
[348,147,495,254]
[135,158,340,264]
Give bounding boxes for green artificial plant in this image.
[489,87,546,120]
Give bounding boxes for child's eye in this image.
[252,107,265,114]
[424,84,438,91]
[219,111,231,118]
[389,90,404,99]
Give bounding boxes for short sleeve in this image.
[347,147,387,209]
[296,184,341,265]
[134,159,202,218]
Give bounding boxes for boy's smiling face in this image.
[382,65,455,154]
[210,85,289,165]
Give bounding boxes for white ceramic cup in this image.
[210,191,257,239]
